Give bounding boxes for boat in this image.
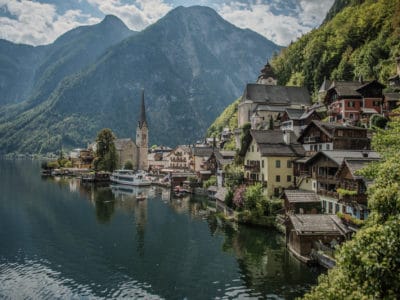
[110,170,152,186]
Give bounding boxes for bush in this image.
[203,175,217,188]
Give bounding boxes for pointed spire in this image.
[138,89,147,128]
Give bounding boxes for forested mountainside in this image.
[0,6,280,154]
[271,0,400,96]
[207,0,400,141]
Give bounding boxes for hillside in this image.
[0,6,281,154]
[0,15,134,108]
[271,0,400,95]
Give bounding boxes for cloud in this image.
[216,0,334,46]
[86,0,172,31]
[0,0,100,45]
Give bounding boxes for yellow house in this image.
[244,130,305,198]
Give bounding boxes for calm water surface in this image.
[0,160,320,299]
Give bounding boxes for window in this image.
[326,144,330,150]
[287,175,292,182]
[349,113,354,119]
[337,130,343,137]
[261,160,264,168]
[328,202,333,213]
[348,101,355,107]
[373,101,380,106]
[319,144,322,150]
[274,188,280,197]
[276,175,280,182]
[262,174,264,181]
[275,160,281,168]
[335,204,339,213]
[287,160,292,168]
[251,145,254,152]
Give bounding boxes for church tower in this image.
[256,61,277,85]
[136,89,148,170]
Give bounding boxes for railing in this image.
[244,164,260,172]
[317,189,339,199]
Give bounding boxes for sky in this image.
[0,0,335,47]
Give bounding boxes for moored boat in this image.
[110,170,151,186]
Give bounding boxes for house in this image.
[324,79,385,125]
[286,214,352,262]
[298,120,370,153]
[192,146,214,180]
[243,130,305,198]
[298,150,379,219]
[335,157,379,219]
[202,150,235,187]
[283,190,321,215]
[280,108,321,137]
[148,152,169,173]
[165,145,192,172]
[69,148,94,169]
[114,138,138,169]
[237,62,312,129]
[383,93,400,116]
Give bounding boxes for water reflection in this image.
[37,171,320,299]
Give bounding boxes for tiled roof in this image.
[341,158,380,179]
[251,130,305,157]
[242,84,311,106]
[328,81,363,97]
[384,93,400,101]
[289,214,351,235]
[193,146,214,157]
[308,150,380,166]
[284,190,320,203]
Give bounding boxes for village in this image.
[41,57,400,269]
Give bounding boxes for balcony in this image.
[304,136,321,143]
[317,189,339,199]
[244,164,260,172]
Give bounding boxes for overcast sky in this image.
[0,0,334,46]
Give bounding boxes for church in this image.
[114,90,149,171]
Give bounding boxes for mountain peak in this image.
[99,14,129,30]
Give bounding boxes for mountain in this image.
[0,6,281,154]
[271,0,400,95]
[0,14,134,109]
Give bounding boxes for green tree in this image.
[304,110,400,299]
[244,183,267,217]
[203,175,217,188]
[124,160,134,170]
[94,128,118,172]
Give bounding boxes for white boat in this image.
[110,170,152,186]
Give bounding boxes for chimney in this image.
[283,130,291,145]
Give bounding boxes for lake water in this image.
[0,159,320,299]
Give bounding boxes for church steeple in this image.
[256,60,277,85]
[136,88,149,171]
[138,89,147,128]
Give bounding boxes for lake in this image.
[0,159,320,299]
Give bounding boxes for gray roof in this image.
[340,158,380,179]
[328,81,364,97]
[384,93,400,101]
[193,146,214,157]
[215,187,227,201]
[300,120,367,141]
[308,150,380,166]
[284,190,320,203]
[242,84,311,106]
[251,130,305,157]
[319,78,332,93]
[289,214,351,235]
[285,108,305,119]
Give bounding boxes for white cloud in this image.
[216,0,334,46]
[86,0,172,31]
[0,0,100,45]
